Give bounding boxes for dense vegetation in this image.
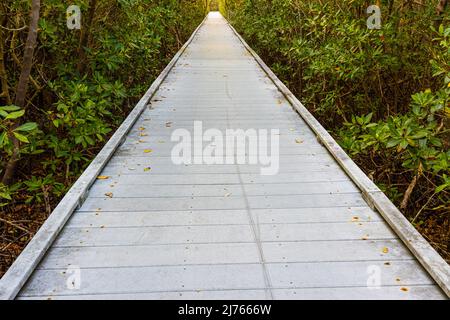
[220,0,449,260]
[0,0,207,276]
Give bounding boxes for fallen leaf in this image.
[165,122,172,127]
[295,139,304,144]
[361,235,369,240]
[143,149,153,153]
[400,287,409,292]
[144,167,151,172]
[384,262,391,266]
[105,192,113,198]
[97,175,109,180]
[139,133,148,137]
[382,247,389,254]
[139,127,145,131]
[224,192,231,197]
[396,278,401,282]
[351,216,359,222]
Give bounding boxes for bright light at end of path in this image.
[208,11,222,18]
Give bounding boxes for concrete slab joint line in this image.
[0,12,448,300]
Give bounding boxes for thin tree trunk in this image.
[76,0,97,74]
[1,0,41,185]
[0,4,12,105]
[15,0,40,109]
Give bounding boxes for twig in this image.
[412,192,436,223]
[400,173,420,210]
[0,217,32,235]
[0,25,26,32]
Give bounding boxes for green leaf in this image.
[5,110,25,120]
[13,132,29,143]
[0,132,6,146]
[15,122,37,132]
[386,139,400,148]
[0,105,21,112]
[411,131,428,139]
[0,192,12,200]
[435,184,448,193]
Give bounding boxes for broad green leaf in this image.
[5,110,25,120]
[13,131,29,143]
[15,122,37,132]
[0,105,21,112]
[386,139,400,148]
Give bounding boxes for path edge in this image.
[0,14,209,300]
[225,16,450,297]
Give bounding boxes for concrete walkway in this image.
[16,12,445,299]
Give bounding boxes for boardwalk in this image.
[2,12,448,299]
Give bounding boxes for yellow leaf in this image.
[382,247,389,254]
[139,133,148,137]
[448,82,450,88]
[139,127,145,131]
[351,216,359,221]
[144,167,151,172]
[400,287,409,292]
[97,176,109,180]
[104,192,113,198]
[143,149,153,153]
[295,139,304,144]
